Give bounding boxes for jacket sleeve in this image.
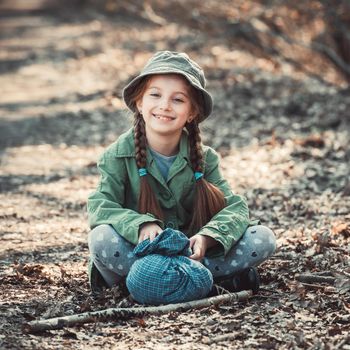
[87,152,163,245]
[197,147,250,256]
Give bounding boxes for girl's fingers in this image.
[139,232,150,243]
[189,242,203,260]
[139,223,163,242]
[139,228,163,243]
[189,237,198,258]
[189,250,202,260]
[189,252,199,260]
[149,231,157,241]
[149,230,162,241]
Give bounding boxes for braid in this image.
[186,120,226,234]
[134,113,164,221]
[134,113,147,168]
[186,121,203,172]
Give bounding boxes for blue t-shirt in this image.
[150,148,177,180]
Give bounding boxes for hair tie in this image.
[138,168,147,177]
[194,172,203,181]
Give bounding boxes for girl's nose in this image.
[159,97,171,110]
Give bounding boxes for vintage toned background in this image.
[0,0,349,348]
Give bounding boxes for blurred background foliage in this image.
[44,0,350,84]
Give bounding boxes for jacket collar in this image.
[115,127,192,186]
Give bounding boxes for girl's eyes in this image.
[149,93,184,103]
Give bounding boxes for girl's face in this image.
[136,74,194,138]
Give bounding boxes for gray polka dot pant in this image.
[88,224,277,287]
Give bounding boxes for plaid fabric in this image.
[126,228,213,305]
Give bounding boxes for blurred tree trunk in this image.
[321,0,350,80]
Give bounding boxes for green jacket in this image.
[87,128,250,256]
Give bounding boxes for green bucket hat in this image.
[123,51,213,122]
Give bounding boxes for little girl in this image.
[87,51,276,296]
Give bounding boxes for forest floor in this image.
[0,0,349,349]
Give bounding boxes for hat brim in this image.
[122,69,213,123]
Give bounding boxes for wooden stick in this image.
[297,282,332,290]
[23,290,252,333]
[295,273,335,285]
[206,332,240,344]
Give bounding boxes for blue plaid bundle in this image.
[126,228,213,305]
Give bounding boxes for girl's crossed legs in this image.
[88,224,276,288]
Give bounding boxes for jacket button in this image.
[166,221,175,229]
[219,223,229,233]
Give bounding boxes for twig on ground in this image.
[258,287,284,295]
[297,282,336,291]
[336,336,350,349]
[295,273,336,285]
[312,271,333,277]
[23,290,252,333]
[206,332,240,345]
[142,2,166,25]
[271,253,296,260]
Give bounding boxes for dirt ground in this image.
[0,0,349,349]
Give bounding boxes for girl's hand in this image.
[189,234,217,261]
[139,223,163,242]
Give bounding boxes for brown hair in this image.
[129,74,226,233]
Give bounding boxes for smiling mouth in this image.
[153,114,175,121]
